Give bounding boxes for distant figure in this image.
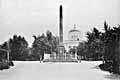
[40,56,42,63]
[9,57,14,66]
[77,56,81,63]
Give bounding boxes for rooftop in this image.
[69,24,80,33]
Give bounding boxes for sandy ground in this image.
[0,61,119,80]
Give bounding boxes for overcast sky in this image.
[0,0,120,46]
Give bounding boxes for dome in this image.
[69,29,80,33]
[69,25,80,33]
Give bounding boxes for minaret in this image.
[59,5,63,44]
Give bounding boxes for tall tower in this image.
[59,5,63,44]
[57,4,64,59]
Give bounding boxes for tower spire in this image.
[74,24,76,30]
[59,5,63,43]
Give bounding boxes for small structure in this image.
[0,41,14,70]
[0,48,10,70]
[44,53,50,59]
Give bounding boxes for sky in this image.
[0,0,120,47]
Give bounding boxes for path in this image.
[0,61,119,80]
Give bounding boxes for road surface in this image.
[0,61,119,80]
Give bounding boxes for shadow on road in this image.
[91,65,120,80]
[90,65,100,69]
[104,74,120,80]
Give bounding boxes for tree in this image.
[102,22,120,73]
[1,35,29,60]
[85,27,102,60]
[32,30,58,60]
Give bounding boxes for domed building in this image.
[64,25,82,52]
[68,27,81,41]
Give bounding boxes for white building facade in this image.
[64,26,82,52]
